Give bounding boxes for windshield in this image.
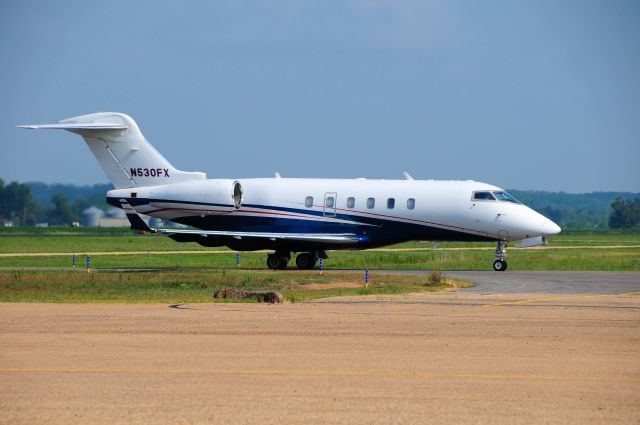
[493,191,521,204]
[472,191,496,201]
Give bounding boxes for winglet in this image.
[120,200,155,233]
[403,171,414,180]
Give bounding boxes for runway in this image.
[329,270,640,295]
[451,270,640,294]
[1,273,639,424]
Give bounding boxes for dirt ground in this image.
[0,292,638,425]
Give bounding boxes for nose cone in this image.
[507,207,561,240]
[527,209,561,237]
[542,217,561,235]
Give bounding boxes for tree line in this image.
[609,198,640,229]
[0,179,111,226]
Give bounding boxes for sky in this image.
[1,0,638,193]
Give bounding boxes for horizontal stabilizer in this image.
[18,123,128,131]
[19,112,206,188]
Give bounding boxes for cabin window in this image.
[347,197,355,208]
[387,198,395,209]
[472,191,496,201]
[493,191,522,204]
[305,196,313,207]
[366,197,375,209]
[325,196,335,208]
[407,198,415,209]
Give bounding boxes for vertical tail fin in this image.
[19,112,206,188]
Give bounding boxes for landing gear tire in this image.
[295,252,317,270]
[277,257,289,270]
[493,259,507,272]
[267,254,289,270]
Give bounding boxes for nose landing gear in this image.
[493,241,508,271]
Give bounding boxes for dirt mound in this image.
[213,289,283,303]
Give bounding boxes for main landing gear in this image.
[493,241,508,271]
[295,252,317,270]
[266,251,326,270]
[266,252,289,270]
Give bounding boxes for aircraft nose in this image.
[535,214,561,236]
[520,208,561,238]
[547,219,561,235]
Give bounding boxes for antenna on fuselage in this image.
[403,171,414,180]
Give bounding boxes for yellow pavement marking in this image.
[0,367,636,383]
[483,291,640,308]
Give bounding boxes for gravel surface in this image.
[1,291,639,424]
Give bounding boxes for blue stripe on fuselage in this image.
[106,196,495,243]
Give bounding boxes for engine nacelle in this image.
[107,179,243,217]
[147,179,243,214]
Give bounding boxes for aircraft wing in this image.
[158,228,361,244]
[122,202,361,244]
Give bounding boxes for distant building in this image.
[99,217,130,227]
[81,207,104,227]
[79,206,181,228]
[100,207,130,227]
[105,208,126,219]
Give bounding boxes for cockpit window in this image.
[472,191,496,201]
[493,191,521,204]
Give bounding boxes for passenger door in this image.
[323,192,337,217]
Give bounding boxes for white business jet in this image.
[20,112,560,271]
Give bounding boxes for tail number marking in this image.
[130,168,170,177]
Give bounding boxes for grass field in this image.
[0,228,638,271]
[0,228,637,302]
[0,269,466,303]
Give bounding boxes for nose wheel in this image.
[492,259,507,271]
[493,241,508,271]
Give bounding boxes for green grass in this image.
[1,228,637,303]
[0,234,203,253]
[0,246,638,271]
[0,228,639,271]
[0,269,467,303]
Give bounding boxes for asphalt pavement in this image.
[447,270,640,294]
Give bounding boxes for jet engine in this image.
[147,179,243,213]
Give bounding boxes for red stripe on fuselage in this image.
[141,202,480,235]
